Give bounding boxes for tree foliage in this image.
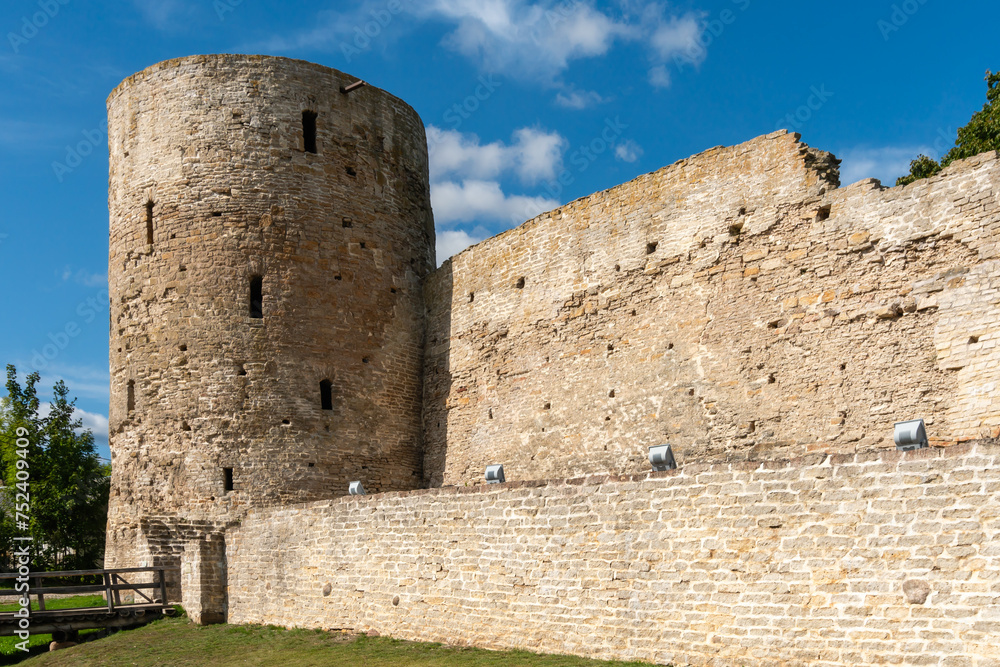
[898,70,1000,186]
[0,364,109,572]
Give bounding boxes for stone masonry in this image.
[228,443,1000,666]
[424,133,1000,487]
[105,55,433,620]
[106,55,1000,662]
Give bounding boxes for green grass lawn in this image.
[11,616,658,667]
[0,595,107,613]
[0,594,107,663]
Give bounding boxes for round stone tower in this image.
[105,55,434,583]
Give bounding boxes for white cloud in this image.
[428,125,567,184]
[422,2,711,88]
[555,88,606,109]
[437,229,487,264]
[431,180,559,225]
[260,1,408,52]
[263,2,710,95]
[4,366,111,458]
[837,146,933,186]
[511,127,566,183]
[642,9,711,88]
[132,0,198,30]
[425,0,633,82]
[427,124,563,242]
[648,64,671,88]
[650,13,705,65]
[32,365,111,402]
[61,266,108,288]
[615,139,644,163]
[37,403,109,440]
[75,408,110,440]
[428,127,510,181]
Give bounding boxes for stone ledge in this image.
[239,440,1000,520]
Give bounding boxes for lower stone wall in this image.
[227,443,1000,666]
[181,532,228,625]
[107,517,229,623]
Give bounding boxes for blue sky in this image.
[1,0,998,459]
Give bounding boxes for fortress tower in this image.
[104,55,434,601]
[99,54,1000,658]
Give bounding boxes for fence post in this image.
[33,576,45,611]
[104,572,114,612]
[113,573,123,607]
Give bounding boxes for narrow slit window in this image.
[223,468,234,492]
[249,275,263,319]
[126,380,135,414]
[320,379,333,411]
[302,110,318,154]
[145,202,154,245]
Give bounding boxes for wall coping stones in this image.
[241,440,1000,521]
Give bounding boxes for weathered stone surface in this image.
[105,55,434,593]
[227,443,1000,666]
[903,579,932,605]
[105,55,1000,665]
[424,132,1000,487]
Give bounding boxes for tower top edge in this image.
[107,54,416,117]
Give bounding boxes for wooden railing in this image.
[0,567,176,635]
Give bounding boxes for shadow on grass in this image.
[11,615,662,667]
[0,601,186,665]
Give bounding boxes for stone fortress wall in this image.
[228,443,1000,667]
[423,132,1000,487]
[104,54,434,606]
[228,133,1000,665]
[106,56,1000,661]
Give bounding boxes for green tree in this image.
[898,70,1000,186]
[0,364,109,572]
